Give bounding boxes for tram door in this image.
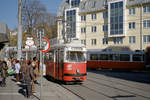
[59,51,64,80]
[55,49,64,80]
[55,49,59,80]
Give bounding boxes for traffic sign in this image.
[41,37,50,53]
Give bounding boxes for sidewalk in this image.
[0,76,80,100]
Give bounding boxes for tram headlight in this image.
[67,64,72,70]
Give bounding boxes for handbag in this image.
[7,69,15,75]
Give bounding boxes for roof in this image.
[127,0,150,6]
[57,0,70,17]
[79,0,105,13]
[0,22,9,34]
[0,22,9,43]
[57,0,150,17]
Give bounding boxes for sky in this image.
[0,0,62,30]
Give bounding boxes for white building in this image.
[57,0,150,51]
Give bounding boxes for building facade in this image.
[57,0,150,51]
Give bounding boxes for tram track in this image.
[59,76,150,100]
[60,83,117,100]
[87,70,150,92]
[86,78,150,100]
[60,84,86,100]
[88,75,150,93]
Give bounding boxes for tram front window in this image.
[66,51,86,62]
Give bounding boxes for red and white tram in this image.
[145,46,150,68]
[45,40,87,82]
[87,50,145,70]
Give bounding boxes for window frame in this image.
[91,13,97,20]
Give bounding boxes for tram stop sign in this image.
[41,37,50,53]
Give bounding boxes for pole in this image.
[17,0,22,60]
[39,30,43,100]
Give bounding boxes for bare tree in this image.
[22,0,47,34]
[22,0,57,46]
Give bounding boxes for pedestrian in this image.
[32,57,39,83]
[20,59,26,83]
[24,61,35,98]
[31,57,38,93]
[0,60,8,87]
[15,60,21,84]
[7,58,12,70]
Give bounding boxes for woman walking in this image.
[0,61,8,87]
[15,60,21,84]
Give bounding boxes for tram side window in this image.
[113,54,120,61]
[120,54,130,61]
[49,52,54,61]
[108,54,113,61]
[100,54,108,60]
[90,54,98,60]
[45,53,50,61]
[133,54,143,61]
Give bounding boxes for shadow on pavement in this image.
[18,84,26,97]
[11,79,16,82]
[87,69,150,84]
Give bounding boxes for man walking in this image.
[24,61,35,98]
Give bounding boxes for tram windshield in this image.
[66,51,86,62]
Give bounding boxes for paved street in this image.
[62,69,150,100]
[0,70,150,100]
[0,75,80,100]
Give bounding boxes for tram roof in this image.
[87,46,144,54]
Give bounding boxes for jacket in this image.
[1,61,8,78]
[24,64,35,82]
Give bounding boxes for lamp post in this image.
[17,0,22,60]
[37,28,45,100]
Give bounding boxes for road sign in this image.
[41,37,50,53]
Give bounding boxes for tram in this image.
[87,49,145,70]
[145,46,150,68]
[45,40,87,82]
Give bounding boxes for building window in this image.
[66,0,70,4]
[91,26,97,32]
[129,22,135,29]
[81,27,86,33]
[91,14,97,20]
[129,8,136,15]
[103,38,108,44]
[91,1,96,8]
[103,12,108,18]
[143,20,150,28]
[143,35,150,43]
[143,5,150,13]
[81,15,86,21]
[103,25,108,32]
[114,37,123,44]
[61,30,65,36]
[109,1,124,35]
[71,0,80,8]
[91,39,97,45]
[129,36,136,43]
[81,39,86,45]
[66,10,76,38]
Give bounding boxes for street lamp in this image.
[17,0,22,60]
